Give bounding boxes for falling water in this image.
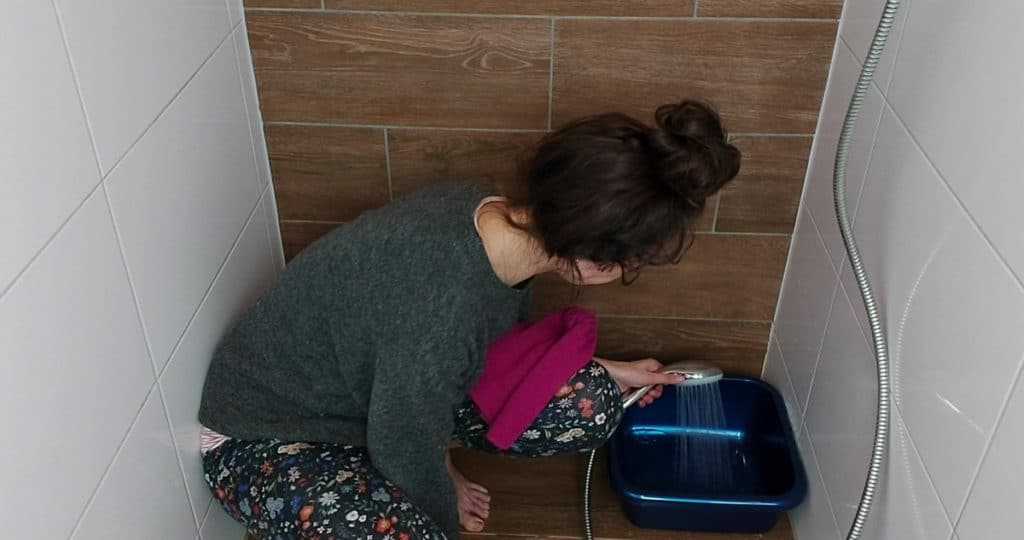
[675,382,735,493]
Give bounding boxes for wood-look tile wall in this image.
[244,0,839,377]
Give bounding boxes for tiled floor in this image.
[246,449,793,540]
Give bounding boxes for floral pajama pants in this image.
[203,361,623,540]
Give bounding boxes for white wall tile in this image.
[802,44,885,274]
[774,209,838,415]
[804,285,878,532]
[232,24,272,190]
[763,336,802,435]
[0,190,154,539]
[856,108,1024,518]
[226,0,243,27]
[792,429,843,540]
[161,202,276,520]
[887,1,1024,281]
[838,0,912,92]
[860,409,954,540]
[262,187,286,271]
[72,392,197,540]
[0,0,100,292]
[201,499,248,540]
[106,38,263,368]
[55,0,230,172]
[956,371,1024,540]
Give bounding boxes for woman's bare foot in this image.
[446,451,490,532]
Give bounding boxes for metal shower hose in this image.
[582,2,903,538]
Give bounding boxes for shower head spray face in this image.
[662,362,724,387]
[621,362,724,408]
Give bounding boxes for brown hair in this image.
[505,99,741,282]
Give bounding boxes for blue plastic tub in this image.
[607,376,806,534]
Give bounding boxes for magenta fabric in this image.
[468,307,598,449]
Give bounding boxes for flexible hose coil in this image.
[582,2,903,539]
[835,1,901,538]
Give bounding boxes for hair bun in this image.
[646,99,741,205]
[655,100,727,141]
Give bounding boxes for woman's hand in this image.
[595,358,685,408]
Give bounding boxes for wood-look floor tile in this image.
[248,12,551,128]
[325,0,695,16]
[267,124,389,222]
[552,19,836,134]
[279,221,341,261]
[698,0,843,18]
[596,317,770,378]
[531,234,789,320]
[245,0,319,8]
[716,136,812,233]
[387,129,540,199]
[450,449,793,539]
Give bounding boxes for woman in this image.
[199,99,742,539]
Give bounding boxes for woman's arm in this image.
[593,357,684,407]
[365,342,467,539]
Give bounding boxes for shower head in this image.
[661,362,724,386]
[621,362,724,408]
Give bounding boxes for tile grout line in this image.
[0,180,103,302]
[245,7,837,22]
[383,128,394,200]
[228,22,268,199]
[156,197,268,381]
[711,195,721,231]
[952,353,1024,528]
[266,120,549,133]
[888,401,959,534]
[100,29,238,183]
[880,98,1024,293]
[67,382,163,538]
[265,121,811,137]
[596,314,771,324]
[802,418,846,539]
[155,380,205,533]
[732,132,815,137]
[50,0,105,180]
[798,209,843,425]
[99,180,205,530]
[547,18,555,131]
[98,183,162,396]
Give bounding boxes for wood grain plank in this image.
[248,12,551,128]
[387,129,539,198]
[280,221,341,261]
[450,449,794,539]
[698,0,843,18]
[266,124,389,222]
[596,317,771,378]
[325,0,695,16]
[716,136,812,233]
[552,19,836,134]
[245,0,319,8]
[531,234,789,320]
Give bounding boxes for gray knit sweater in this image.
[198,183,531,538]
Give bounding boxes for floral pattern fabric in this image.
[204,441,444,540]
[203,361,621,539]
[453,361,623,456]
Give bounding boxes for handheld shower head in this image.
[621,362,724,408]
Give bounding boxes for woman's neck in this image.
[475,200,556,287]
